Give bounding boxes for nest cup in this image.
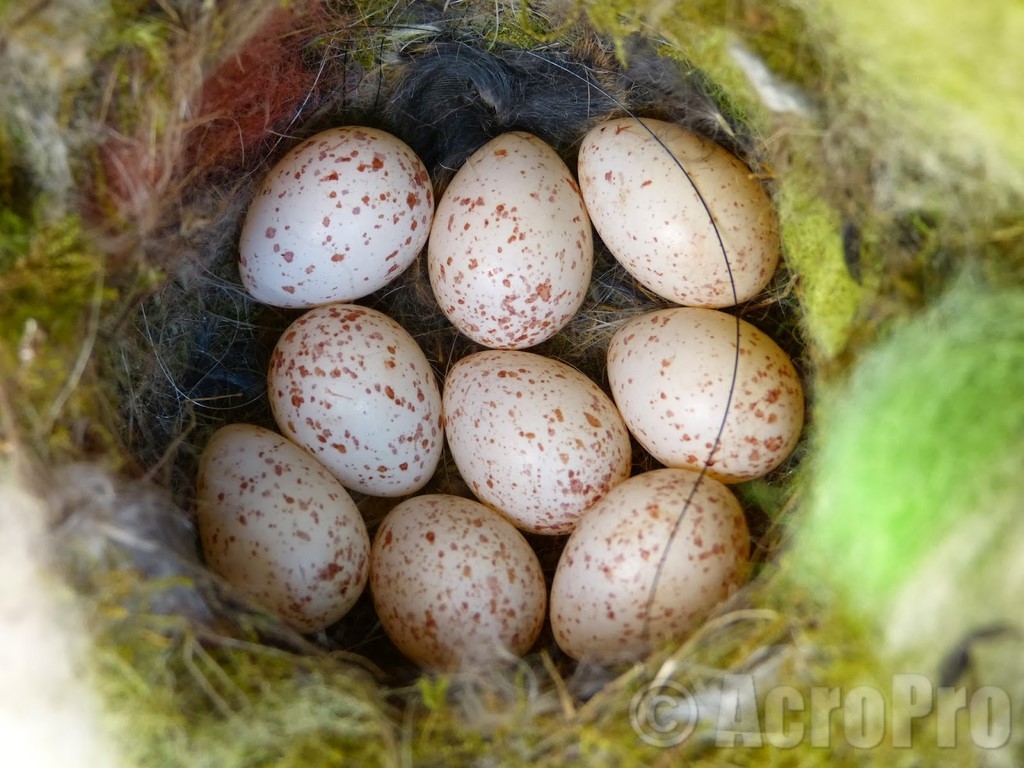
[101,0,802,748]
[6,0,1022,765]
[112,0,805,671]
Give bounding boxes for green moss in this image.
[732,3,828,94]
[784,0,1024,298]
[569,0,828,132]
[810,0,1024,177]
[90,581,398,768]
[0,208,122,459]
[788,282,1024,619]
[0,124,20,209]
[776,156,861,364]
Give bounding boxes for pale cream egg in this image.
[196,423,370,633]
[443,350,631,534]
[267,304,443,497]
[427,132,593,349]
[239,126,433,308]
[578,117,779,308]
[607,307,804,483]
[370,494,547,670]
[549,468,750,663]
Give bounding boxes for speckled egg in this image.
[443,350,631,534]
[238,126,433,308]
[196,423,370,633]
[550,468,750,663]
[578,117,779,307]
[370,494,547,670]
[427,131,593,349]
[607,307,803,482]
[268,304,443,496]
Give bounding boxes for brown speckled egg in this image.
[607,307,804,483]
[370,494,547,670]
[238,126,433,308]
[268,304,443,497]
[443,350,631,534]
[427,132,593,349]
[196,423,370,633]
[550,468,750,663]
[578,117,779,308]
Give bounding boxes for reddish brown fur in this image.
[93,1,330,239]
[184,1,330,176]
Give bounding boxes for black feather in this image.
[384,42,617,177]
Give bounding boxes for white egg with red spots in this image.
[268,304,443,496]
[578,117,779,307]
[607,307,804,483]
[443,350,631,534]
[550,468,750,663]
[428,131,593,349]
[370,494,547,670]
[239,126,433,308]
[196,423,370,633]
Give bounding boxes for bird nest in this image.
[2,1,1022,766]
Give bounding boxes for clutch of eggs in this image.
[204,119,803,662]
